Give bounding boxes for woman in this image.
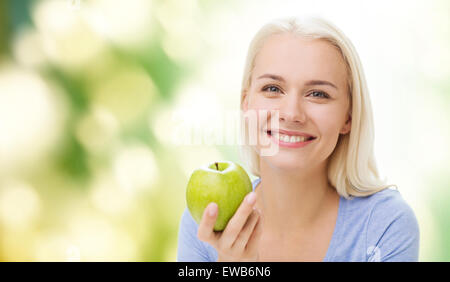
[177,16,419,262]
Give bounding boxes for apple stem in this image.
[215,162,219,170]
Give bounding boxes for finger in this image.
[244,213,263,256]
[197,202,219,245]
[231,209,260,251]
[220,192,257,248]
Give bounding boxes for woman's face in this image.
[243,33,352,171]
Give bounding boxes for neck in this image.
[256,159,337,235]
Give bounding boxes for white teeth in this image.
[277,134,308,143]
[268,131,313,143]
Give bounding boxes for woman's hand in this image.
[196,192,263,262]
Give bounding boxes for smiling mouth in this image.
[266,130,317,143]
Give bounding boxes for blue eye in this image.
[262,85,281,93]
[262,86,329,99]
[309,91,329,98]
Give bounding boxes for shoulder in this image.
[347,188,417,226]
[252,178,261,191]
[177,208,218,262]
[344,188,420,261]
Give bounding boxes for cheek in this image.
[248,93,274,111]
[310,106,346,137]
[246,94,278,129]
[309,107,345,160]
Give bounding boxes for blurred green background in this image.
[0,0,449,261]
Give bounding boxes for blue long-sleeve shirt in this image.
[177,178,420,262]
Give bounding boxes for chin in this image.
[261,151,311,171]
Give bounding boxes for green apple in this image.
[186,160,253,231]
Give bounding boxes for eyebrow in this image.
[257,73,338,90]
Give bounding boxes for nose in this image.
[279,94,306,124]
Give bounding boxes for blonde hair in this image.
[239,16,397,199]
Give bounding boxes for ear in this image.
[340,113,352,135]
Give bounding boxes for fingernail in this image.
[208,203,217,217]
[246,192,256,205]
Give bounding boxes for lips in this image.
[266,129,317,141]
[264,128,317,148]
